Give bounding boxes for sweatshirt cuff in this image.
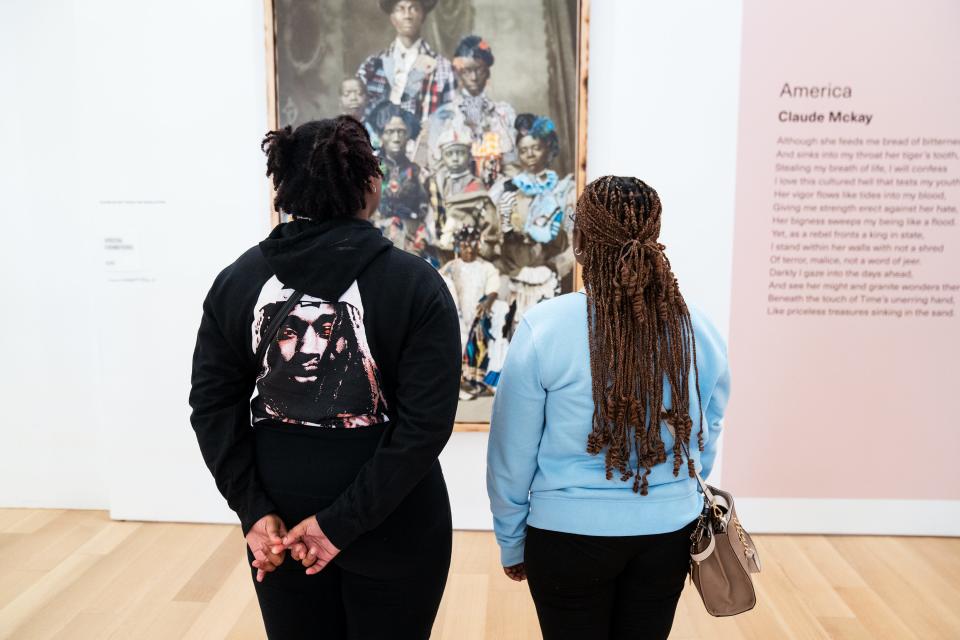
[238,494,277,536]
[315,509,363,551]
[499,542,525,567]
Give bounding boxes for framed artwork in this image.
[263,0,590,430]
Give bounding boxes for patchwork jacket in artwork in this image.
[357,39,456,125]
[250,277,388,428]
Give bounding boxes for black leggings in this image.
[250,423,452,639]
[249,539,449,639]
[524,521,696,640]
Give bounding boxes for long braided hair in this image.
[576,176,703,494]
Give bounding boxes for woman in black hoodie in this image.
[189,116,461,639]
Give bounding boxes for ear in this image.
[359,175,382,220]
[573,226,585,264]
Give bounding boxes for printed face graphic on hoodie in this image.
[251,279,389,428]
[278,304,336,383]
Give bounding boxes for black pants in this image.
[524,521,696,640]
[250,422,452,639]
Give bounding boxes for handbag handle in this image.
[253,290,305,372]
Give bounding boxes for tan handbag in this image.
[668,425,762,617]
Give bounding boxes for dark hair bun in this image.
[454,35,494,67]
[514,113,536,134]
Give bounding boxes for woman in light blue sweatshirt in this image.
[487,176,730,640]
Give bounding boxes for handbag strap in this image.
[253,290,305,372]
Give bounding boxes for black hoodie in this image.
[189,217,461,547]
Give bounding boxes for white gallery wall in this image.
[0,0,274,522]
[1,0,108,509]
[79,0,276,526]
[586,1,743,336]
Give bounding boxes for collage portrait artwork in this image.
[271,0,582,421]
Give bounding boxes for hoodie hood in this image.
[259,217,393,301]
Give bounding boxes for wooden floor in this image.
[0,509,957,639]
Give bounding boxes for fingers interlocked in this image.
[281,516,342,576]
[247,514,288,583]
[247,513,342,582]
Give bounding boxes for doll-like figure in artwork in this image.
[439,226,508,400]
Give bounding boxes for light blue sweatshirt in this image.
[486,292,730,566]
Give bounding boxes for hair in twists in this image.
[576,176,703,494]
[261,115,381,221]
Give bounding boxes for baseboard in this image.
[103,499,960,537]
[451,506,494,531]
[736,498,960,536]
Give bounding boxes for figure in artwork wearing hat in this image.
[358,0,456,127]
[425,35,518,188]
[427,124,500,261]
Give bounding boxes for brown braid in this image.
[576,176,703,494]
